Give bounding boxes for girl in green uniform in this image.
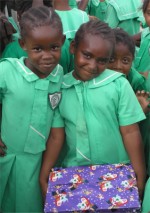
[133,0,150,91]
[107,29,150,190]
[40,20,146,202]
[0,6,65,212]
[107,28,149,113]
[105,0,143,35]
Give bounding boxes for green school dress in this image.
[8,17,20,40]
[57,69,145,167]
[133,27,150,175]
[127,67,147,92]
[105,0,143,35]
[134,27,150,74]
[86,0,108,21]
[2,40,27,59]
[142,178,150,213]
[69,0,78,8]
[0,57,64,212]
[55,8,89,40]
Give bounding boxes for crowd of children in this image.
[0,0,150,212]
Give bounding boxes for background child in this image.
[107,28,149,113]
[107,28,150,184]
[105,0,143,35]
[133,0,150,92]
[0,6,65,212]
[0,11,16,56]
[40,20,146,201]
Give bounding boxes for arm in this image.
[78,0,89,11]
[0,104,6,156]
[120,123,146,200]
[132,32,141,47]
[39,127,65,199]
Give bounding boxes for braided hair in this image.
[142,0,150,13]
[15,0,52,14]
[74,19,115,52]
[112,28,135,58]
[19,6,63,39]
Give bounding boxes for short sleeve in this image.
[105,4,119,28]
[51,108,65,128]
[0,61,7,102]
[117,77,146,126]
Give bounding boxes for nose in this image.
[113,60,122,71]
[89,59,97,71]
[42,50,53,60]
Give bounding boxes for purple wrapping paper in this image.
[44,163,141,212]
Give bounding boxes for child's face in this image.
[144,2,150,27]
[70,34,112,81]
[19,25,65,78]
[108,43,133,76]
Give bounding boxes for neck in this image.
[53,0,71,10]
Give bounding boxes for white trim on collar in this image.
[16,60,33,75]
[93,72,119,85]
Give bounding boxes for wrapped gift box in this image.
[44,163,141,212]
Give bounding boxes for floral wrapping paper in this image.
[44,163,141,213]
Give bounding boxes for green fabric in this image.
[86,0,108,21]
[127,67,147,92]
[55,8,89,73]
[134,27,150,74]
[57,69,145,167]
[0,57,63,212]
[59,38,74,74]
[127,67,149,175]
[2,40,27,59]
[8,17,20,40]
[105,0,142,35]
[69,0,77,8]
[55,8,89,40]
[107,0,142,21]
[142,178,150,213]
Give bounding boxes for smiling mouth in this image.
[85,70,97,75]
[42,64,52,68]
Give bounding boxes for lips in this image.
[41,63,53,69]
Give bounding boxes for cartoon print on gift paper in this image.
[77,197,98,211]
[98,180,113,192]
[52,190,68,207]
[69,174,88,190]
[107,195,128,209]
[121,174,136,191]
[99,173,118,181]
[50,170,63,182]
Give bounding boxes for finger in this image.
[0,148,6,156]
[0,141,7,149]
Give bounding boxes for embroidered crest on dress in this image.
[49,92,61,110]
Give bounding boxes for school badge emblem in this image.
[49,92,62,110]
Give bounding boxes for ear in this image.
[61,34,66,46]
[70,40,76,54]
[18,38,27,51]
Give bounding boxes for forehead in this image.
[78,34,113,56]
[24,25,62,44]
[114,43,133,57]
[145,1,150,11]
